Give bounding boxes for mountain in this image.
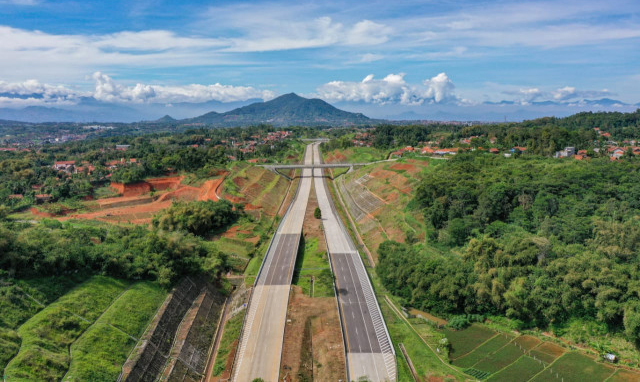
[185,93,373,126]
[153,115,177,123]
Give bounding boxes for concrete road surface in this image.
[232,144,314,382]
[312,143,397,382]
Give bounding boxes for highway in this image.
[232,144,313,382]
[312,143,397,382]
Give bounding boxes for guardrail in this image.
[229,145,310,381]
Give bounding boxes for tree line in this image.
[377,152,640,342]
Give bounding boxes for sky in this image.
[0,0,639,120]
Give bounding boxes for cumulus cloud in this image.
[0,73,276,107]
[551,86,611,100]
[92,72,275,104]
[0,79,85,107]
[502,85,613,103]
[316,72,456,105]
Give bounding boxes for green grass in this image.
[380,298,466,381]
[473,342,526,373]
[0,275,87,370]
[292,237,334,297]
[65,281,166,381]
[486,355,544,382]
[212,311,245,377]
[442,324,496,360]
[93,185,120,199]
[326,147,388,163]
[453,334,514,368]
[607,368,640,381]
[4,276,128,381]
[530,352,615,382]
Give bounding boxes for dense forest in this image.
[0,218,229,286]
[369,110,640,155]
[377,153,640,342]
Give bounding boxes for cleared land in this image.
[335,155,435,263]
[280,286,346,381]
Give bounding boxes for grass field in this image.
[529,341,566,364]
[473,342,526,373]
[4,276,129,381]
[453,333,514,368]
[380,298,466,381]
[0,275,89,370]
[292,237,333,297]
[64,281,166,381]
[487,355,544,382]
[212,310,245,377]
[607,368,640,381]
[324,147,388,163]
[443,324,496,360]
[529,352,615,382]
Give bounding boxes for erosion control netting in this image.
[125,278,201,382]
[166,285,225,381]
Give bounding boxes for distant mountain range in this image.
[0,92,637,124]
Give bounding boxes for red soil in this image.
[63,175,225,225]
[30,207,74,218]
[390,163,418,172]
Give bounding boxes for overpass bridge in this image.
[261,160,395,179]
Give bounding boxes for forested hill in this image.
[184,93,375,127]
[377,153,640,342]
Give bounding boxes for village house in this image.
[53,160,76,172]
[106,158,138,169]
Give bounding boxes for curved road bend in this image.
[312,142,397,382]
[232,144,314,382]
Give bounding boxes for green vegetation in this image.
[0,220,227,286]
[379,297,465,381]
[454,334,514,368]
[4,276,128,381]
[486,356,544,382]
[314,206,321,219]
[442,324,495,360]
[0,274,86,369]
[212,311,245,377]
[65,281,166,381]
[378,154,640,350]
[292,237,333,297]
[152,199,242,236]
[530,352,615,382]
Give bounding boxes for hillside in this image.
[185,93,374,126]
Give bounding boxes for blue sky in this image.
[0,0,639,119]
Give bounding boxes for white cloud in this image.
[398,1,640,49]
[316,72,456,105]
[224,17,391,52]
[500,85,614,104]
[551,86,611,100]
[0,73,275,107]
[91,72,275,104]
[0,79,85,107]
[356,53,384,63]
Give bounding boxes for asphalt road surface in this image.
[232,144,314,382]
[312,142,397,382]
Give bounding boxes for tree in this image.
[314,207,321,219]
